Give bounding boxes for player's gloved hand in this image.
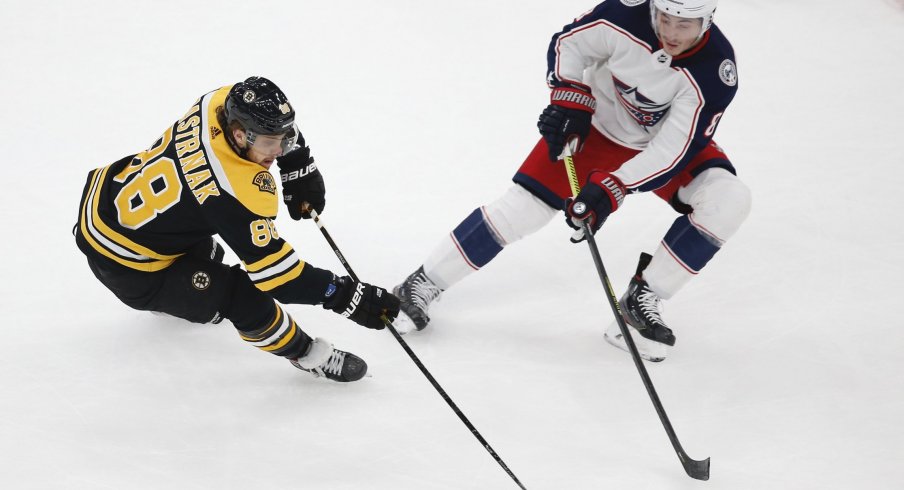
[565,172,626,243]
[537,82,596,162]
[322,276,401,330]
[277,145,325,220]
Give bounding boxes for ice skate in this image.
[604,254,676,362]
[392,266,443,334]
[290,338,367,382]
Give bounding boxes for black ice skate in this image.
[290,338,367,382]
[604,253,676,362]
[392,266,443,333]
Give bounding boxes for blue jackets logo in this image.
[719,59,738,87]
[612,76,671,128]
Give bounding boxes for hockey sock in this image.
[423,185,556,290]
[451,207,506,270]
[238,303,312,359]
[222,268,312,359]
[644,215,721,299]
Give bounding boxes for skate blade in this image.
[604,324,669,362]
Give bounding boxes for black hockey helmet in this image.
[224,76,295,135]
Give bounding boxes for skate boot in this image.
[290,337,367,382]
[392,266,443,334]
[604,253,676,362]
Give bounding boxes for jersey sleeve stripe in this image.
[248,253,301,282]
[244,242,293,273]
[253,261,305,292]
[247,251,300,282]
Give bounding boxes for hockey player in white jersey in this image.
[393,0,751,362]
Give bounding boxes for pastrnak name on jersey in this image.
[174,102,221,205]
[76,83,334,304]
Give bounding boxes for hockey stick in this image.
[562,143,711,480]
[305,207,528,490]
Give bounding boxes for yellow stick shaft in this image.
[563,142,581,197]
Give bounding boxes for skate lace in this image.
[407,273,442,311]
[319,350,346,376]
[636,286,665,326]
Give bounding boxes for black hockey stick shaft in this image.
[582,224,710,480]
[307,209,527,490]
[563,146,710,481]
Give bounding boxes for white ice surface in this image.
[2,1,903,488]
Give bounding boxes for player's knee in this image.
[484,185,556,243]
[687,171,751,241]
[222,266,276,327]
[713,177,752,229]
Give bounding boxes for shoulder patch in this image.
[620,0,645,6]
[253,171,276,194]
[719,59,738,87]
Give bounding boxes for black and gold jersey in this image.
[75,85,331,304]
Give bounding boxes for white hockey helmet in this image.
[650,0,717,42]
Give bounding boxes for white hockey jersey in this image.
[547,0,738,193]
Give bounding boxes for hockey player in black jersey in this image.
[74,76,400,382]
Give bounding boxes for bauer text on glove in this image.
[277,145,325,220]
[322,276,401,330]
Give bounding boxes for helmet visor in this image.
[247,124,300,156]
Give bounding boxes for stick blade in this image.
[682,456,710,481]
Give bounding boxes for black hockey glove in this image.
[277,145,325,220]
[322,276,401,330]
[537,82,596,162]
[565,172,626,243]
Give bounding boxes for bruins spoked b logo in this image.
[192,271,211,290]
[253,171,276,194]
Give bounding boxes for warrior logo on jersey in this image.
[719,60,738,87]
[192,271,211,290]
[253,171,276,194]
[612,76,671,129]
